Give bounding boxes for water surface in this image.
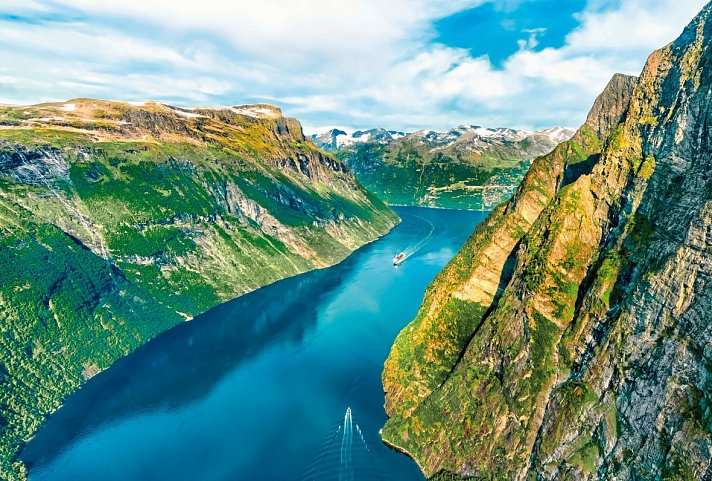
[23,206,487,481]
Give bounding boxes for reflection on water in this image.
[23,207,488,481]
[24,266,343,466]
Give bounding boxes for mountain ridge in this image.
[0,98,397,480]
[381,3,711,479]
[312,125,573,151]
[312,124,574,210]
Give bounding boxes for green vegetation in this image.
[537,381,599,464]
[526,311,560,399]
[638,154,656,179]
[380,71,643,479]
[330,131,566,210]
[0,198,182,480]
[0,99,397,480]
[662,451,697,481]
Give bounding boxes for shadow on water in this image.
[22,245,367,469]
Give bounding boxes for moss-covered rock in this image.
[381,4,712,480]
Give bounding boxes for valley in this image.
[18,207,484,481]
[0,3,710,481]
[0,100,397,480]
[313,125,573,210]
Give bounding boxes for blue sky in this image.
[435,0,586,65]
[0,0,707,132]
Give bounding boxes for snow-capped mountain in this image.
[312,123,575,211]
[312,125,574,154]
[311,128,407,152]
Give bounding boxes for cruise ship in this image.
[393,252,406,266]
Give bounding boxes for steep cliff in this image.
[0,99,397,479]
[382,5,711,480]
[313,126,573,210]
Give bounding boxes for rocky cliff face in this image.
[0,99,397,480]
[312,126,573,210]
[382,5,711,480]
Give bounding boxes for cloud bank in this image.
[0,0,706,131]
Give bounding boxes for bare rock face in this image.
[585,73,639,141]
[381,4,712,480]
[0,145,70,185]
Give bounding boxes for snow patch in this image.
[541,127,575,144]
[412,130,436,138]
[473,127,497,137]
[230,106,280,118]
[173,109,202,118]
[336,131,372,148]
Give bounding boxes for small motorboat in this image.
[393,252,406,266]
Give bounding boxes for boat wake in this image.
[393,213,435,266]
[302,407,386,481]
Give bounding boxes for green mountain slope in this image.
[0,99,397,480]
[313,126,573,210]
[382,4,711,480]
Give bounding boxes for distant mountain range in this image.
[312,125,574,210]
[312,128,408,150]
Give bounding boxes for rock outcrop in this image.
[382,4,712,480]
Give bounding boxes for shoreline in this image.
[381,433,429,477]
[388,202,490,213]
[14,213,401,475]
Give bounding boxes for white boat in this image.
[393,252,406,266]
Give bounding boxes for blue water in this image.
[22,207,487,481]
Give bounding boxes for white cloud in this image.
[518,28,547,50]
[566,0,705,54]
[42,0,485,68]
[0,0,707,131]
